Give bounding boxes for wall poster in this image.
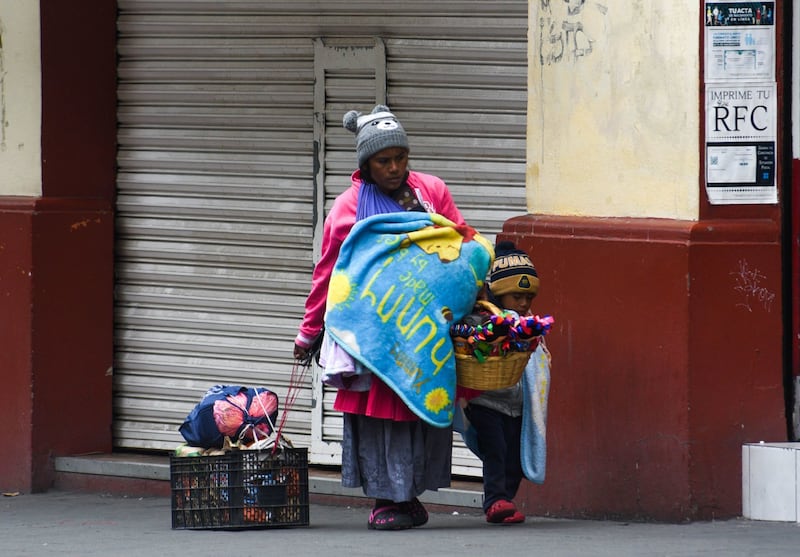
[705,83,777,204]
[704,1,776,204]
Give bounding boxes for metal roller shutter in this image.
[115,1,527,477]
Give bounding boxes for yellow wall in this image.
[0,0,41,196]
[527,1,699,220]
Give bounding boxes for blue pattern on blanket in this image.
[324,212,494,427]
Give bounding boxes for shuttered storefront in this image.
[115,1,527,476]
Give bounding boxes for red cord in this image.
[272,358,311,454]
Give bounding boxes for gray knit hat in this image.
[343,105,409,167]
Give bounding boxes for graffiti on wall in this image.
[730,258,775,313]
[539,0,608,65]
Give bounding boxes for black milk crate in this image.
[170,447,309,530]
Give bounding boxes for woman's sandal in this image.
[367,505,414,531]
[400,498,429,527]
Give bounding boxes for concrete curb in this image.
[54,453,484,509]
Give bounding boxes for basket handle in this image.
[474,299,502,316]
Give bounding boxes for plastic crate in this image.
[170,447,309,530]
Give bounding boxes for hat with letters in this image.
[488,241,540,297]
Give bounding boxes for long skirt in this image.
[340,412,453,502]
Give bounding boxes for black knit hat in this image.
[488,241,540,297]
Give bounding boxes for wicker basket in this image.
[453,300,533,390]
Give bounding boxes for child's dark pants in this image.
[465,403,524,513]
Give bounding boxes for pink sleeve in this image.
[295,194,356,348]
[436,186,465,225]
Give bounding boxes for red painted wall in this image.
[0,205,35,489]
[40,2,118,199]
[29,200,115,489]
[502,215,786,521]
[0,2,116,492]
[687,220,786,517]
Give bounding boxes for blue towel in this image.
[520,340,551,484]
[324,212,494,427]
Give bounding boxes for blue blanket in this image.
[324,212,494,427]
[520,340,551,484]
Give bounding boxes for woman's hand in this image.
[294,342,309,361]
[294,334,321,365]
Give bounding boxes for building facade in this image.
[0,1,797,521]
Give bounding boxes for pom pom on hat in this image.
[343,105,410,167]
[488,241,540,297]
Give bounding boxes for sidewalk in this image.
[3,489,800,557]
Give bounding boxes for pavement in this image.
[3,489,800,557]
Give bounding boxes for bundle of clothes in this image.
[176,384,284,456]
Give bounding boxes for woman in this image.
[294,105,467,530]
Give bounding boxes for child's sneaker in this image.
[503,510,525,523]
[485,499,517,523]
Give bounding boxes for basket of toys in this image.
[451,300,553,390]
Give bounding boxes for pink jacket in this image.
[294,169,465,348]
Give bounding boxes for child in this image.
[464,240,541,524]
